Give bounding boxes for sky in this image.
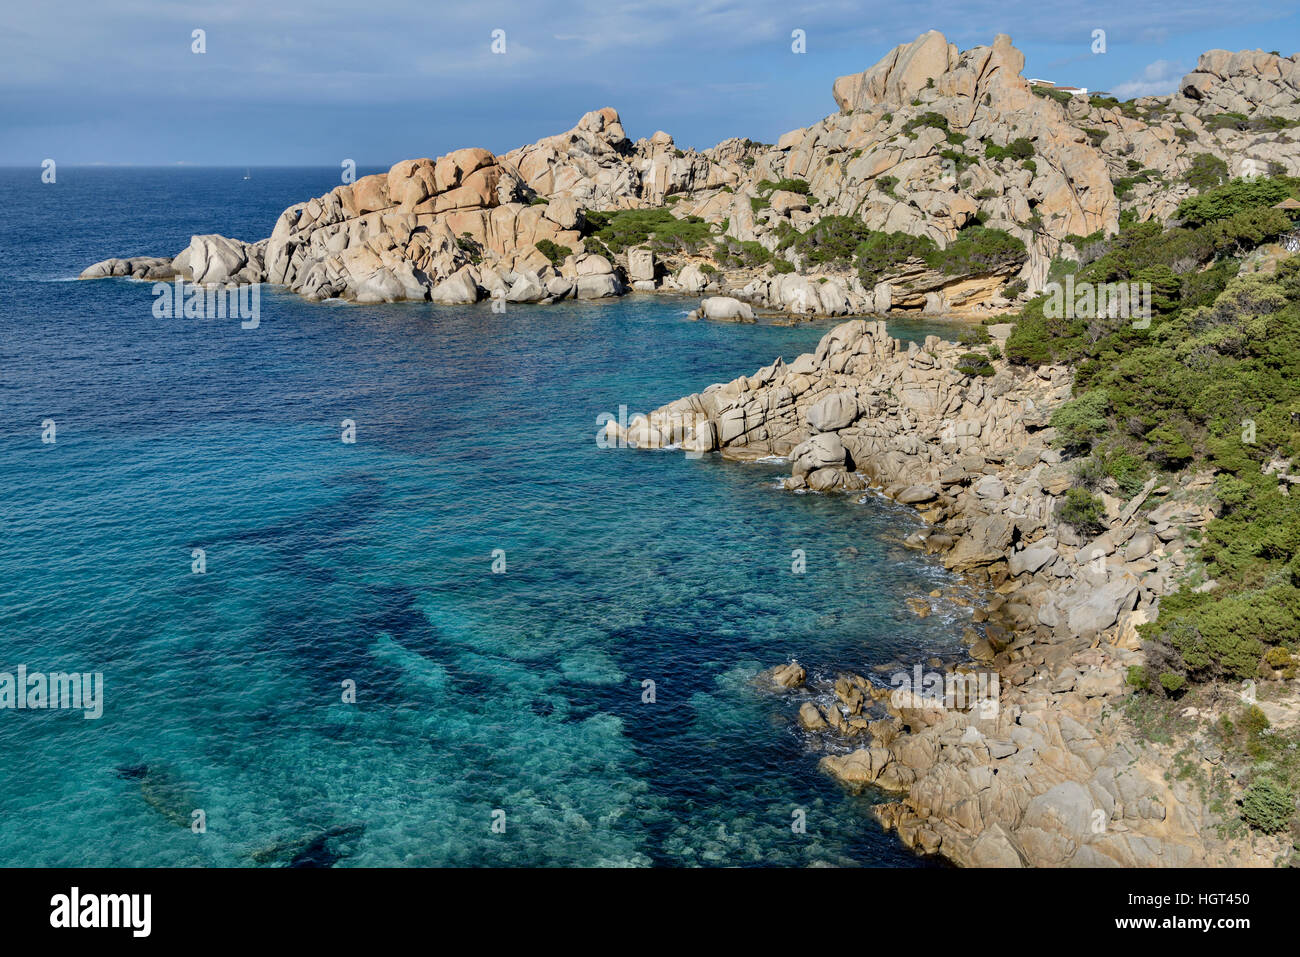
[2,1,1298,166]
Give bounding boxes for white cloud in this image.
[1110,59,1186,99]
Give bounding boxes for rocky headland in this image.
[82,33,1300,319]
[615,313,1296,867]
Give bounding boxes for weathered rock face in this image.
[675,34,1300,314]
[1175,49,1300,121]
[503,108,738,209]
[832,30,960,112]
[761,32,1116,275]
[257,147,622,303]
[690,296,755,322]
[610,318,1068,496]
[80,116,651,305]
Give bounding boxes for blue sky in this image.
[2,1,1298,166]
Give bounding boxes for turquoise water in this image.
[0,168,972,866]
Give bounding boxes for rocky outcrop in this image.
[672,35,1300,314]
[503,109,737,208]
[832,30,960,113]
[80,114,678,305]
[607,317,1064,485]
[618,318,1285,866]
[1174,49,1300,121]
[83,34,1300,318]
[689,296,755,322]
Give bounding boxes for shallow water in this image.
[0,167,972,866]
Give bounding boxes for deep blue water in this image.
[0,167,974,866]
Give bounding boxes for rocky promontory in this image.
[82,33,1300,318]
[613,316,1294,866]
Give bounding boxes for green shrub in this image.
[1050,390,1110,450]
[1031,85,1073,107]
[534,239,571,268]
[1183,153,1229,192]
[778,215,876,268]
[902,112,950,137]
[956,352,995,377]
[924,226,1027,276]
[1004,310,1056,366]
[1145,423,1193,467]
[713,239,773,269]
[1205,207,1293,255]
[1177,175,1300,226]
[1081,127,1108,148]
[1158,671,1186,695]
[856,230,938,285]
[1244,706,1271,736]
[956,324,991,346]
[1203,112,1300,133]
[1113,169,1161,198]
[1143,587,1300,680]
[1242,777,1293,833]
[582,236,613,259]
[984,138,1035,162]
[1058,488,1107,535]
[940,148,974,173]
[455,233,483,265]
[1265,646,1294,668]
[756,178,812,196]
[581,208,712,254]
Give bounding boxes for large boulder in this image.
[806,390,859,432]
[1009,545,1057,577]
[430,268,481,304]
[832,30,958,111]
[575,273,623,299]
[1066,577,1140,636]
[676,263,712,294]
[182,235,264,285]
[699,296,755,322]
[627,247,656,283]
[791,432,846,478]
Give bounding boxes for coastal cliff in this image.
[81,33,1300,318]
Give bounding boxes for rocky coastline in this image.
[79,33,1300,321]
[73,30,1300,866]
[615,315,1293,866]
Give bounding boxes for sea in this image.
[0,166,975,866]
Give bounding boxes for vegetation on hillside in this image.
[773,217,1027,286]
[581,207,713,256]
[1003,174,1300,838]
